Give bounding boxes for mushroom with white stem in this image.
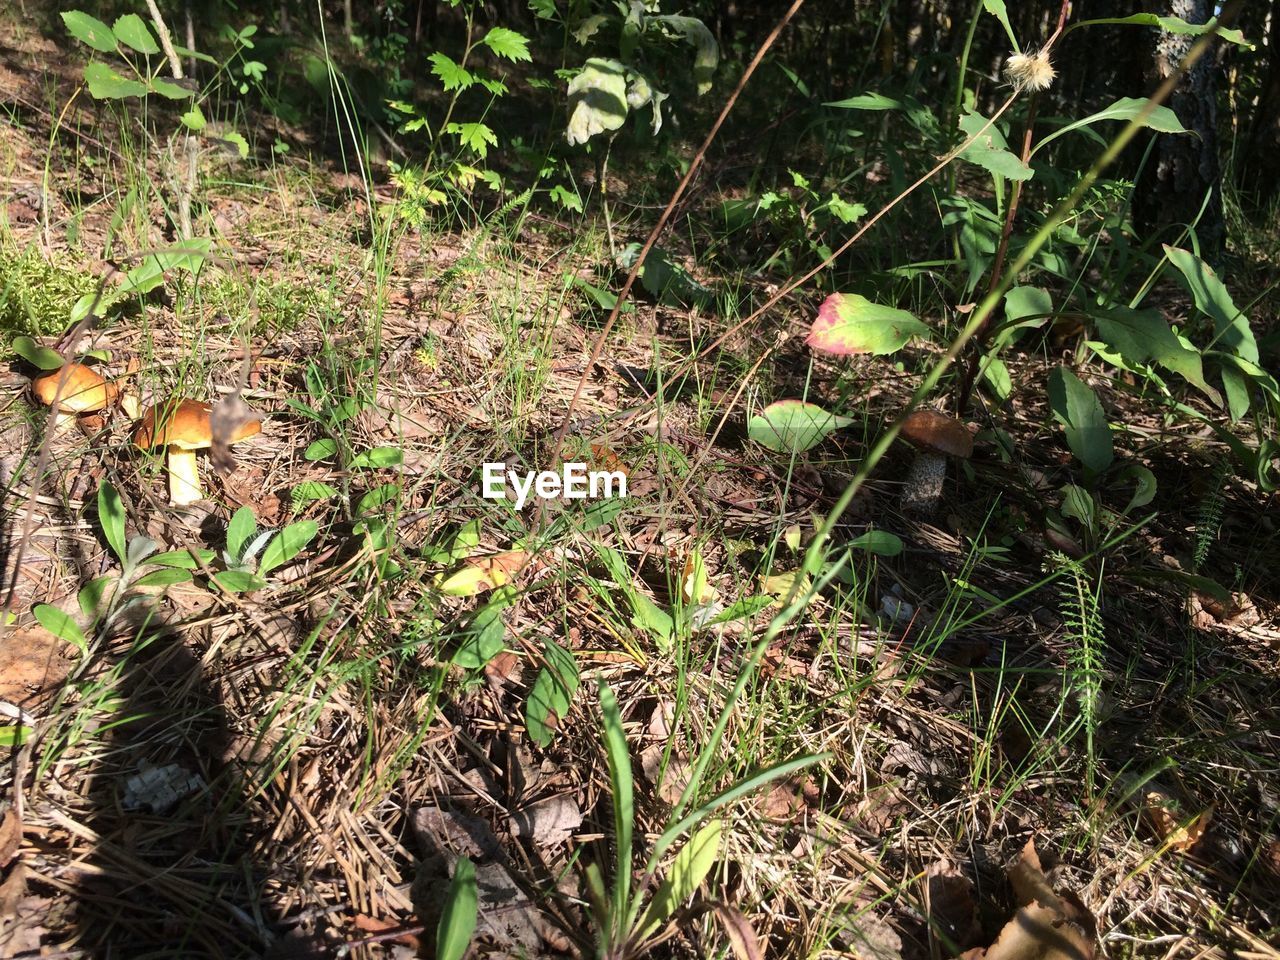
[899,409,973,515]
[133,398,260,506]
[31,362,119,434]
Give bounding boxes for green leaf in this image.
[1048,367,1113,473]
[451,519,482,559]
[1034,97,1186,155]
[823,92,904,111]
[78,576,114,620]
[453,591,512,669]
[748,400,853,454]
[258,520,318,577]
[0,725,32,747]
[958,110,1033,181]
[356,483,401,516]
[1070,13,1250,49]
[177,106,204,131]
[849,530,904,557]
[1117,465,1157,514]
[224,506,257,562]
[149,77,193,99]
[219,131,249,159]
[144,548,216,569]
[707,595,774,625]
[83,62,148,100]
[982,0,1018,47]
[1087,305,1218,401]
[482,26,532,62]
[444,121,497,159]
[654,15,718,94]
[33,604,87,654]
[429,51,474,91]
[1220,361,1251,421]
[436,858,478,960]
[292,480,339,508]
[525,641,579,747]
[303,438,337,461]
[636,819,721,942]
[629,591,674,652]
[1060,483,1096,527]
[807,292,931,356]
[112,14,159,54]
[565,58,628,146]
[133,567,194,588]
[12,336,64,370]
[598,681,633,923]
[98,483,127,565]
[349,446,404,469]
[120,240,211,295]
[1163,246,1258,363]
[979,355,1013,401]
[212,570,267,593]
[61,11,118,52]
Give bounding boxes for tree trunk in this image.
[1133,0,1225,261]
[1242,0,1280,206]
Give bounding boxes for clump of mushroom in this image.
[31,362,119,434]
[133,398,260,506]
[899,409,973,515]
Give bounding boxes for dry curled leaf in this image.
[1141,784,1213,853]
[0,808,22,868]
[704,901,763,960]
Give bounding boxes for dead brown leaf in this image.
[1140,785,1213,853]
[510,793,583,847]
[0,626,73,710]
[0,808,21,869]
[705,901,764,960]
[924,860,982,950]
[350,914,421,949]
[640,703,693,807]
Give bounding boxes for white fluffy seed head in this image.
[1004,50,1056,93]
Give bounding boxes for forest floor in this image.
[2,9,1280,960]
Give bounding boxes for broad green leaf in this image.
[1070,13,1250,48]
[62,11,118,52]
[226,506,257,561]
[258,520,318,576]
[436,565,491,597]
[1004,285,1054,325]
[83,62,147,99]
[33,604,87,653]
[303,439,337,461]
[133,567,194,587]
[1164,246,1258,363]
[219,131,249,158]
[823,92,904,110]
[748,400,853,454]
[849,529,904,557]
[630,591,674,652]
[98,483,127,565]
[807,293,931,356]
[636,820,721,941]
[445,121,497,160]
[1060,484,1096,527]
[958,110,1033,181]
[120,240,211,294]
[1220,362,1251,421]
[349,446,404,469]
[453,590,512,669]
[525,641,579,747]
[598,681,633,921]
[78,576,113,620]
[212,570,267,593]
[150,77,192,99]
[1048,367,1113,473]
[1117,464,1157,514]
[291,480,339,508]
[436,858,478,960]
[180,105,207,131]
[654,15,718,94]
[429,51,474,92]
[565,58,628,146]
[69,293,109,325]
[1087,305,1217,401]
[12,336,64,370]
[979,355,1013,401]
[706,595,774,625]
[356,483,401,516]
[144,548,216,569]
[1034,97,1186,155]
[112,14,159,54]
[982,0,1017,47]
[125,535,157,569]
[481,26,531,62]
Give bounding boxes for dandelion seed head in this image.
[1004,50,1056,92]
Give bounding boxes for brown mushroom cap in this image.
[900,409,973,458]
[133,399,261,450]
[31,363,117,413]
